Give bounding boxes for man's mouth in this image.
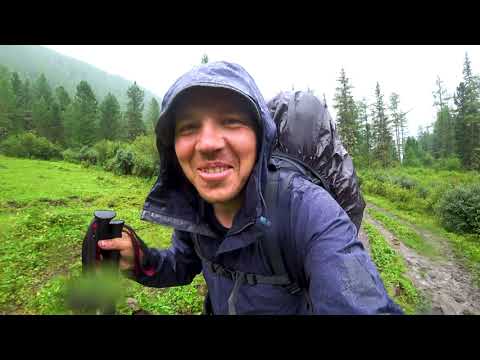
[198,163,233,181]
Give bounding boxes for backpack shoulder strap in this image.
[262,164,304,293]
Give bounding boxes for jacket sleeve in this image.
[292,182,403,315]
[133,229,203,288]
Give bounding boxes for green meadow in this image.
[0,155,205,315]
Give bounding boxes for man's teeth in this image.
[202,167,229,174]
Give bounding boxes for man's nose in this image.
[195,120,225,154]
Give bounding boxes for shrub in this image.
[111,148,135,175]
[433,157,462,171]
[78,146,99,166]
[93,140,123,166]
[62,148,81,163]
[390,175,417,190]
[0,132,62,160]
[436,184,480,235]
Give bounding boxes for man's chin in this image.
[198,191,236,206]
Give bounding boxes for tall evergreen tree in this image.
[356,98,372,166]
[49,102,65,145]
[70,80,98,146]
[371,82,394,167]
[389,93,408,162]
[432,76,455,159]
[333,68,359,155]
[33,73,53,106]
[22,79,33,131]
[55,86,71,112]
[146,97,160,133]
[99,93,121,140]
[453,53,480,168]
[201,54,209,64]
[32,97,51,139]
[0,65,16,139]
[126,82,145,141]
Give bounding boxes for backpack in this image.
[197,91,366,315]
[267,90,365,230]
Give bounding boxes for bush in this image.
[436,184,480,235]
[78,146,99,166]
[62,148,81,163]
[93,140,123,166]
[111,148,135,175]
[390,175,417,190]
[0,132,62,160]
[433,157,462,171]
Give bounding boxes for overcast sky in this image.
[43,45,480,137]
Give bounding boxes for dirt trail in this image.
[361,205,480,315]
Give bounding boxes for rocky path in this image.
[360,205,480,315]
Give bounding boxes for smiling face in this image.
[173,87,258,208]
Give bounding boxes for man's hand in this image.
[97,231,139,271]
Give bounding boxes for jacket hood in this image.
[142,61,277,238]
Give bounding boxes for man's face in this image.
[174,87,258,207]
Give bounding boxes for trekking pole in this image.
[78,210,124,315]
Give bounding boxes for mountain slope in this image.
[0,45,160,111]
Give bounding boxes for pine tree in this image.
[55,86,71,112]
[146,97,160,133]
[10,72,26,132]
[201,54,209,64]
[371,82,394,167]
[49,102,65,145]
[32,97,51,139]
[70,80,98,146]
[333,68,360,155]
[389,93,408,162]
[99,93,121,140]
[433,76,455,159]
[22,79,33,131]
[356,99,372,165]
[453,53,480,168]
[0,65,16,140]
[33,73,53,106]
[126,82,145,141]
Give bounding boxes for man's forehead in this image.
[173,86,256,117]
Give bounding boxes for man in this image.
[98,61,402,315]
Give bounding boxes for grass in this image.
[0,155,205,315]
[367,207,439,258]
[362,222,423,314]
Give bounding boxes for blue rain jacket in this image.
[136,61,403,315]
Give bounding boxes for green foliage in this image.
[110,148,135,175]
[0,132,62,160]
[78,145,99,166]
[363,223,421,314]
[146,97,160,133]
[55,86,71,112]
[433,156,462,171]
[61,148,81,163]
[126,82,145,141]
[72,80,98,147]
[436,184,480,235]
[372,82,395,167]
[93,139,122,166]
[99,93,121,140]
[333,68,360,155]
[368,208,438,257]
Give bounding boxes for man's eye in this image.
[177,123,198,134]
[223,118,245,126]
